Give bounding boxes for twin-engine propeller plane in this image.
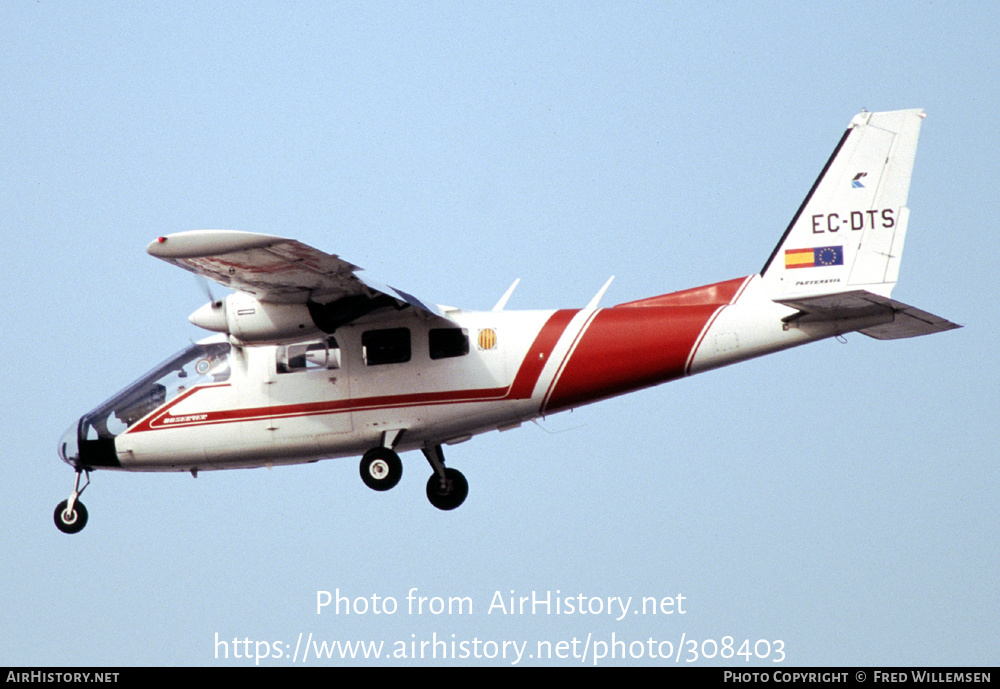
[55,109,959,533]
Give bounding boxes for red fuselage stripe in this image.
[541,277,750,414]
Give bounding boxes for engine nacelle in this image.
[189,292,321,344]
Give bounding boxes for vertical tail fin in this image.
[761,109,925,300]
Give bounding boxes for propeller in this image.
[195,275,223,308]
[189,275,228,333]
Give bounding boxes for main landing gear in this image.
[358,443,468,510]
[422,444,468,511]
[359,446,403,491]
[54,469,90,534]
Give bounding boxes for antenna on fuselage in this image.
[492,279,521,311]
[585,276,615,311]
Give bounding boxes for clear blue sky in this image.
[3,1,996,666]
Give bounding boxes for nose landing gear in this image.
[54,470,90,534]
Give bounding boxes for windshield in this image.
[79,340,231,442]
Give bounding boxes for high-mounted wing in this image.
[148,229,442,311]
[147,230,451,341]
[148,230,361,304]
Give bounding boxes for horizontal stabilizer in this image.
[777,290,961,340]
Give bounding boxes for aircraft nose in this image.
[58,421,80,467]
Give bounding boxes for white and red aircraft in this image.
[55,109,958,533]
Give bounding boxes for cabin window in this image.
[277,337,341,373]
[362,328,411,366]
[429,328,469,360]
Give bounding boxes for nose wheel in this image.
[54,470,90,534]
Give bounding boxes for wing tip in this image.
[147,230,286,259]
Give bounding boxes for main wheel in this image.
[54,499,88,534]
[359,447,403,491]
[425,467,468,511]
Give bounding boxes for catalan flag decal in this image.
[784,246,844,269]
[478,328,498,350]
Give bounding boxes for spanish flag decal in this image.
[478,328,498,350]
[784,246,844,269]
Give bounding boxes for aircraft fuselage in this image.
[67,273,871,475]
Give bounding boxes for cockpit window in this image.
[79,341,231,440]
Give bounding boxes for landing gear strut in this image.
[54,470,90,534]
[422,444,468,511]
